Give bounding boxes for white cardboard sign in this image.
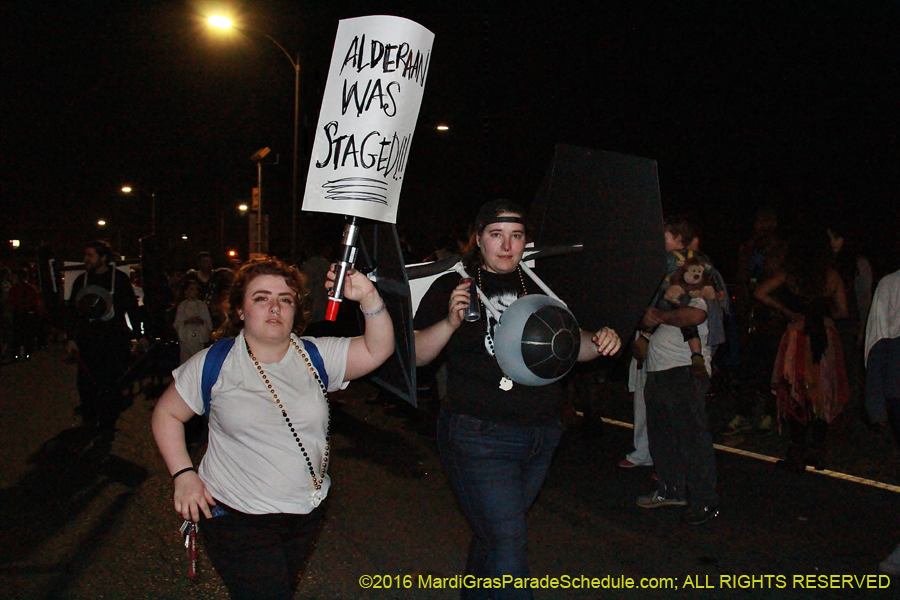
[302,15,434,224]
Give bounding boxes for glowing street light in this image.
[437,124,449,131]
[121,185,157,236]
[207,15,302,263]
[97,220,107,227]
[208,16,232,29]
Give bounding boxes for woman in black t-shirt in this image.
[414,200,621,600]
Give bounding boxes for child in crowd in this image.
[173,280,212,364]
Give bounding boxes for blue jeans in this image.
[438,410,562,600]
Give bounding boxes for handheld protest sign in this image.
[303,15,434,224]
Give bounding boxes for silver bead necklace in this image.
[478,266,527,391]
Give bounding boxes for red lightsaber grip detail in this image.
[325,298,341,322]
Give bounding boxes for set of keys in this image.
[179,520,198,579]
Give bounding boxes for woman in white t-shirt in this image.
[152,257,393,600]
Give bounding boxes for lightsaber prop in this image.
[325,216,361,321]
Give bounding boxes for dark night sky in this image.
[1,1,898,275]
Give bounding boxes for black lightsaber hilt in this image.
[325,216,360,321]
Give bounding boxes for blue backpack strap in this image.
[300,339,328,391]
[201,337,235,418]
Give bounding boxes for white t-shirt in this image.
[174,330,351,515]
[646,298,711,374]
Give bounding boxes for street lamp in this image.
[207,15,301,263]
[221,203,251,260]
[121,185,157,236]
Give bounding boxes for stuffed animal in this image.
[662,256,716,307]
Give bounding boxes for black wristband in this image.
[172,466,195,480]
[691,352,704,359]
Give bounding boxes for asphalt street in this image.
[1,343,899,600]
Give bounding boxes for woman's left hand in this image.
[591,327,621,356]
[326,265,378,305]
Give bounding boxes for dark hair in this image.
[461,199,529,272]
[86,240,115,264]
[663,214,697,246]
[215,257,310,339]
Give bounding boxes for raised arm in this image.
[414,279,470,366]
[328,268,395,381]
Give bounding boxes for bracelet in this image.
[691,352,704,359]
[172,466,195,480]
[361,301,386,319]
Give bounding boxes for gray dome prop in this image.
[494,295,581,386]
[75,284,115,322]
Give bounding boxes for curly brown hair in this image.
[214,257,311,339]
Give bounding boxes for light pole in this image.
[220,203,250,260]
[250,147,272,257]
[208,16,301,264]
[121,185,157,237]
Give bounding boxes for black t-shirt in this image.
[414,270,562,427]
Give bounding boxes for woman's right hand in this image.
[173,471,216,522]
[446,279,472,329]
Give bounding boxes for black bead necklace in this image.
[245,337,330,494]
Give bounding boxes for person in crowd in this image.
[0,266,11,362]
[185,251,215,302]
[827,224,873,415]
[8,267,42,361]
[67,241,146,430]
[413,199,621,599]
[208,267,236,331]
[151,257,393,600]
[754,229,849,471]
[299,241,332,324]
[635,260,719,525]
[621,216,728,469]
[864,266,900,442]
[173,279,213,364]
[728,207,789,434]
[866,266,900,575]
[736,207,788,289]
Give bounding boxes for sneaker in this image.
[683,504,719,525]
[879,543,900,575]
[618,458,652,468]
[724,415,752,435]
[636,490,687,509]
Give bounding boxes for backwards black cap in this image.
[475,199,526,230]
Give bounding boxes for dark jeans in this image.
[645,367,718,508]
[11,310,38,357]
[75,326,132,425]
[200,503,323,600]
[438,411,562,600]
